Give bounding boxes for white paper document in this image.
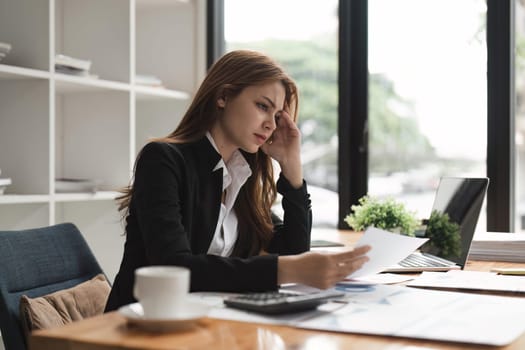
[407,270,525,293]
[348,227,428,278]
[296,284,525,346]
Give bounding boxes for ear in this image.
[217,96,226,108]
[217,84,233,108]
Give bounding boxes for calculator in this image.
[223,290,345,315]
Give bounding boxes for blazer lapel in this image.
[190,138,223,254]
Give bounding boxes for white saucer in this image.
[118,300,210,332]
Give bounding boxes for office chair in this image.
[0,223,105,350]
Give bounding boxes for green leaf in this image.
[344,196,419,236]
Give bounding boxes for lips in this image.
[254,133,268,144]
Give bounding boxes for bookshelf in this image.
[0,0,206,281]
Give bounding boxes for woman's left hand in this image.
[260,110,303,187]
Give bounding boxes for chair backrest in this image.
[0,223,104,350]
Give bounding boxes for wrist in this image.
[277,255,299,285]
[279,161,303,189]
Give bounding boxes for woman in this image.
[105,50,370,312]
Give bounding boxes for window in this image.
[215,1,514,232]
[224,0,339,227]
[368,0,487,228]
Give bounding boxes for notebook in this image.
[383,177,489,273]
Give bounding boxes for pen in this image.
[490,267,525,275]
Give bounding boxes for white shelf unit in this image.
[0,0,206,282]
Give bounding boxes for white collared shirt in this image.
[205,132,252,257]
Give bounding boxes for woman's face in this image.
[212,81,286,159]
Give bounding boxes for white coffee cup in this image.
[133,266,190,319]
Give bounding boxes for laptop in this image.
[383,177,489,273]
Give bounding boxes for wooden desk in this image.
[30,230,525,350]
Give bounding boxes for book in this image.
[55,65,90,76]
[0,42,12,54]
[0,178,12,195]
[55,178,98,193]
[135,74,163,87]
[0,42,10,62]
[55,54,91,71]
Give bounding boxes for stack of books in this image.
[55,54,96,78]
[469,231,525,262]
[55,178,99,193]
[0,168,12,195]
[0,42,12,62]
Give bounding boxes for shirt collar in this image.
[206,132,226,172]
[205,131,252,190]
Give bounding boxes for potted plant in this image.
[344,195,419,236]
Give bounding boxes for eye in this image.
[256,102,268,112]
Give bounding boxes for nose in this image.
[264,115,277,131]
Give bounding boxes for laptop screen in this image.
[420,177,489,266]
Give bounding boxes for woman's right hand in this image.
[277,245,371,290]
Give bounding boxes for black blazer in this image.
[105,137,312,311]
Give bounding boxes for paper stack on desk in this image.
[469,231,525,262]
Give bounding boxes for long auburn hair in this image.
[117,50,299,257]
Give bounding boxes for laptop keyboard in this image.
[399,253,453,268]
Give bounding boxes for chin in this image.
[241,145,260,154]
